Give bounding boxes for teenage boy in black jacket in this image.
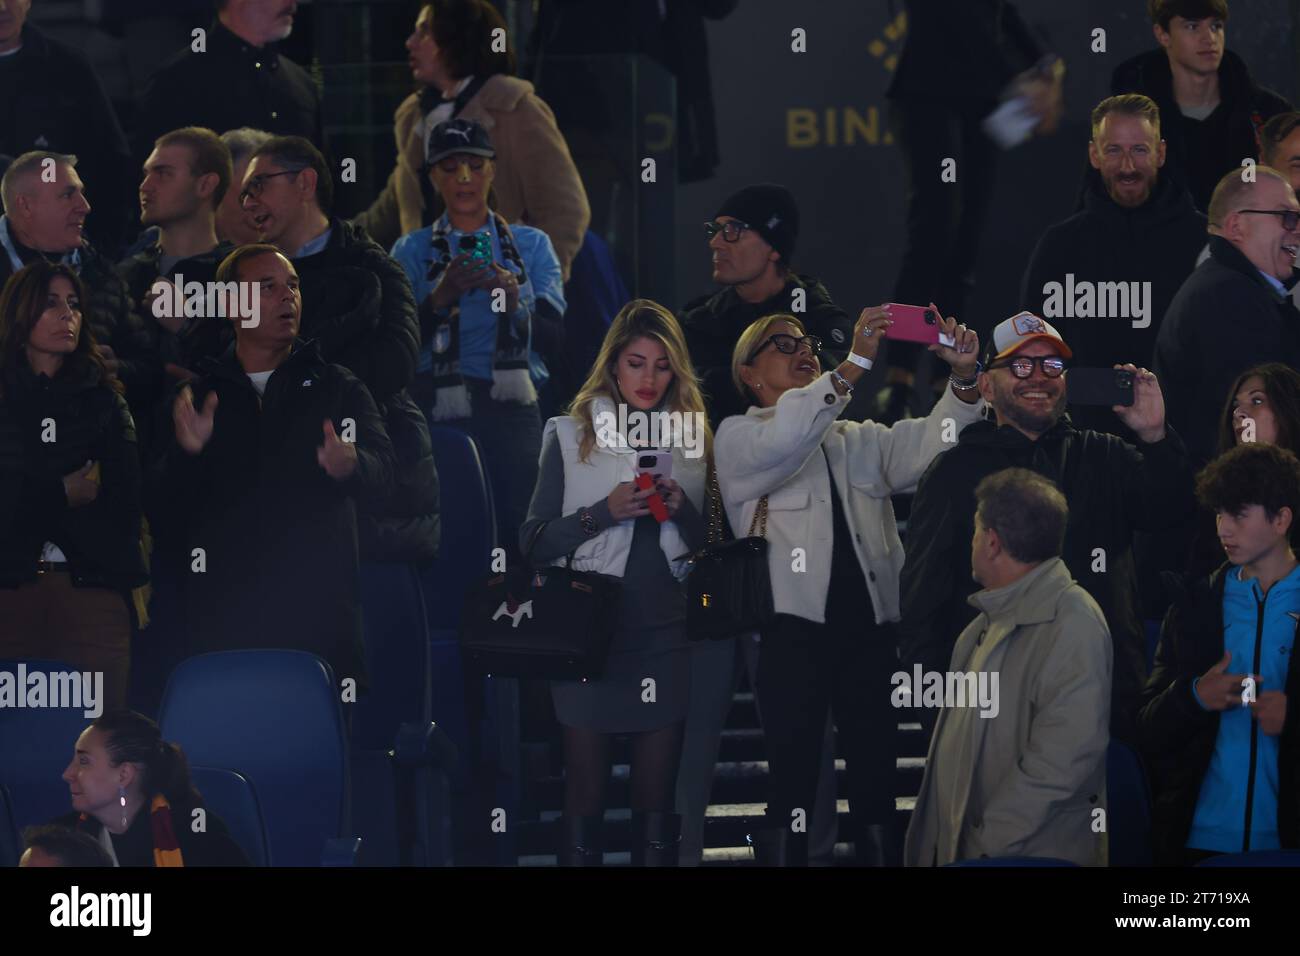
[153,245,394,689]
[1111,0,1292,212]
[1139,443,1300,864]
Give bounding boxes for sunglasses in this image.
[703,219,753,242]
[239,169,300,204]
[434,155,488,174]
[1238,209,1300,231]
[748,333,823,363]
[988,355,1068,378]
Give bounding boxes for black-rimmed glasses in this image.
[988,355,1068,378]
[1238,209,1300,231]
[748,333,823,363]
[239,169,301,204]
[704,219,753,242]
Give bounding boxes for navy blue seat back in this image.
[424,426,495,630]
[0,659,91,838]
[946,856,1080,867]
[159,651,348,867]
[1197,849,1300,866]
[0,785,18,866]
[354,562,431,751]
[1107,738,1154,866]
[190,766,270,866]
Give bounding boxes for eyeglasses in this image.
[239,169,301,204]
[703,219,753,243]
[989,355,1068,378]
[748,333,823,363]
[435,155,487,174]
[1238,209,1300,231]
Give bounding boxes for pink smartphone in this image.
[884,303,955,347]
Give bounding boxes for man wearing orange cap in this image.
[899,312,1197,742]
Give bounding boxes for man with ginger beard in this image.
[899,312,1196,744]
[1021,95,1205,439]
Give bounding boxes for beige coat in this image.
[355,75,590,278]
[904,557,1112,867]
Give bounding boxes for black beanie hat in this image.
[715,183,799,262]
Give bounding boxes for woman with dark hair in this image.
[56,710,248,866]
[0,261,146,710]
[1185,363,1300,578]
[356,0,590,277]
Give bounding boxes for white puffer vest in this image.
[546,398,707,580]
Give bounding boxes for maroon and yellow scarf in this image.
[80,793,183,867]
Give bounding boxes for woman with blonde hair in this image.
[520,299,708,866]
[716,305,985,865]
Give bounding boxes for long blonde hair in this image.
[569,299,712,462]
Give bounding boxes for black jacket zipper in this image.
[1242,588,1267,851]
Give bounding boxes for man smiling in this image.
[1156,167,1300,467]
[901,312,1197,743]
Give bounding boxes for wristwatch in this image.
[578,507,598,537]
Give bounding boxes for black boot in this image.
[558,814,604,866]
[746,825,809,867]
[854,823,902,867]
[630,811,681,867]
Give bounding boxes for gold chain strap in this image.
[705,463,768,542]
[747,494,768,538]
[705,463,724,544]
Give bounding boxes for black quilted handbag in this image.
[460,535,620,680]
[682,466,774,641]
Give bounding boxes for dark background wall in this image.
[673,0,1299,337]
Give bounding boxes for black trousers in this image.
[756,598,900,835]
[887,98,999,378]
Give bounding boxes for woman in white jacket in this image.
[519,300,708,866]
[716,305,983,865]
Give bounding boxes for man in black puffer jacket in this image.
[152,246,396,687]
[240,135,438,562]
[0,153,159,418]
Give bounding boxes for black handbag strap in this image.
[522,518,580,570]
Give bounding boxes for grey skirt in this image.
[551,622,691,733]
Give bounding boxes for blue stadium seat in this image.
[190,766,270,866]
[1,785,18,867]
[352,562,455,866]
[423,425,496,630]
[1196,849,1300,867]
[1107,738,1154,866]
[0,659,92,840]
[946,856,1081,866]
[159,650,358,867]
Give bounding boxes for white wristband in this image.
[846,353,873,370]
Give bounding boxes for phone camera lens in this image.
[924,310,935,324]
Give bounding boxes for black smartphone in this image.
[1066,367,1135,406]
